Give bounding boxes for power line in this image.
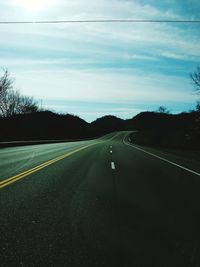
[0,19,200,24]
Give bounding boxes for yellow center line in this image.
[0,143,97,189]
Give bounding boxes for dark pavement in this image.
[1,131,200,267]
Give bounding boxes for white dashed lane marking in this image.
[111,162,116,170]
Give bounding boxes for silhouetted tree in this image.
[0,69,14,116]
[17,95,38,114]
[190,67,200,142]
[4,90,21,117]
[196,101,200,112]
[191,65,200,93]
[0,69,13,95]
[0,69,38,117]
[157,106,170,114]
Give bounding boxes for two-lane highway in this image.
[1,131,200,266]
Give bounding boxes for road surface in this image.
[1,131,200,267]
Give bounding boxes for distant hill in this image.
[127,111,200,149]
[90,115,125,136]
[126,111,196,131]
[0,110,199,149]
[0,111,89,141]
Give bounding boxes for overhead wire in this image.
[0,19,200,24]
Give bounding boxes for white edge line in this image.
[111,162,116,170]
[123,135,200,177]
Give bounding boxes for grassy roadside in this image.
[129,131,200,173]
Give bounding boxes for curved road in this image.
[1,131,200,267]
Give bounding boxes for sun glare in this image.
[14,0,55,11]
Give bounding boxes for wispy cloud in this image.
[0,0,199,120]
[13,69,197,103]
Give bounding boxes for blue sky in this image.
[0,0,200,122]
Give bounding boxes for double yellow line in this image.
[0,143,95,189]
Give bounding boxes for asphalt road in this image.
[1,131,200,267]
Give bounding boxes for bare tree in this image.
[3,90,38,116]
[0,69,13,95]
[196,101,200,112]
[157,106,170,114]
[18,96,38,114]
[5,90,21,117]
[190,65,200,92]
[0,69,14,116]
[0,69,39,117]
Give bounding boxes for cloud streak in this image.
[0,0,199,120]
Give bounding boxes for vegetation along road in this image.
[1,131,200,267]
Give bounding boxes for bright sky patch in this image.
[14,0,56,11]
[0,0,200,121]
